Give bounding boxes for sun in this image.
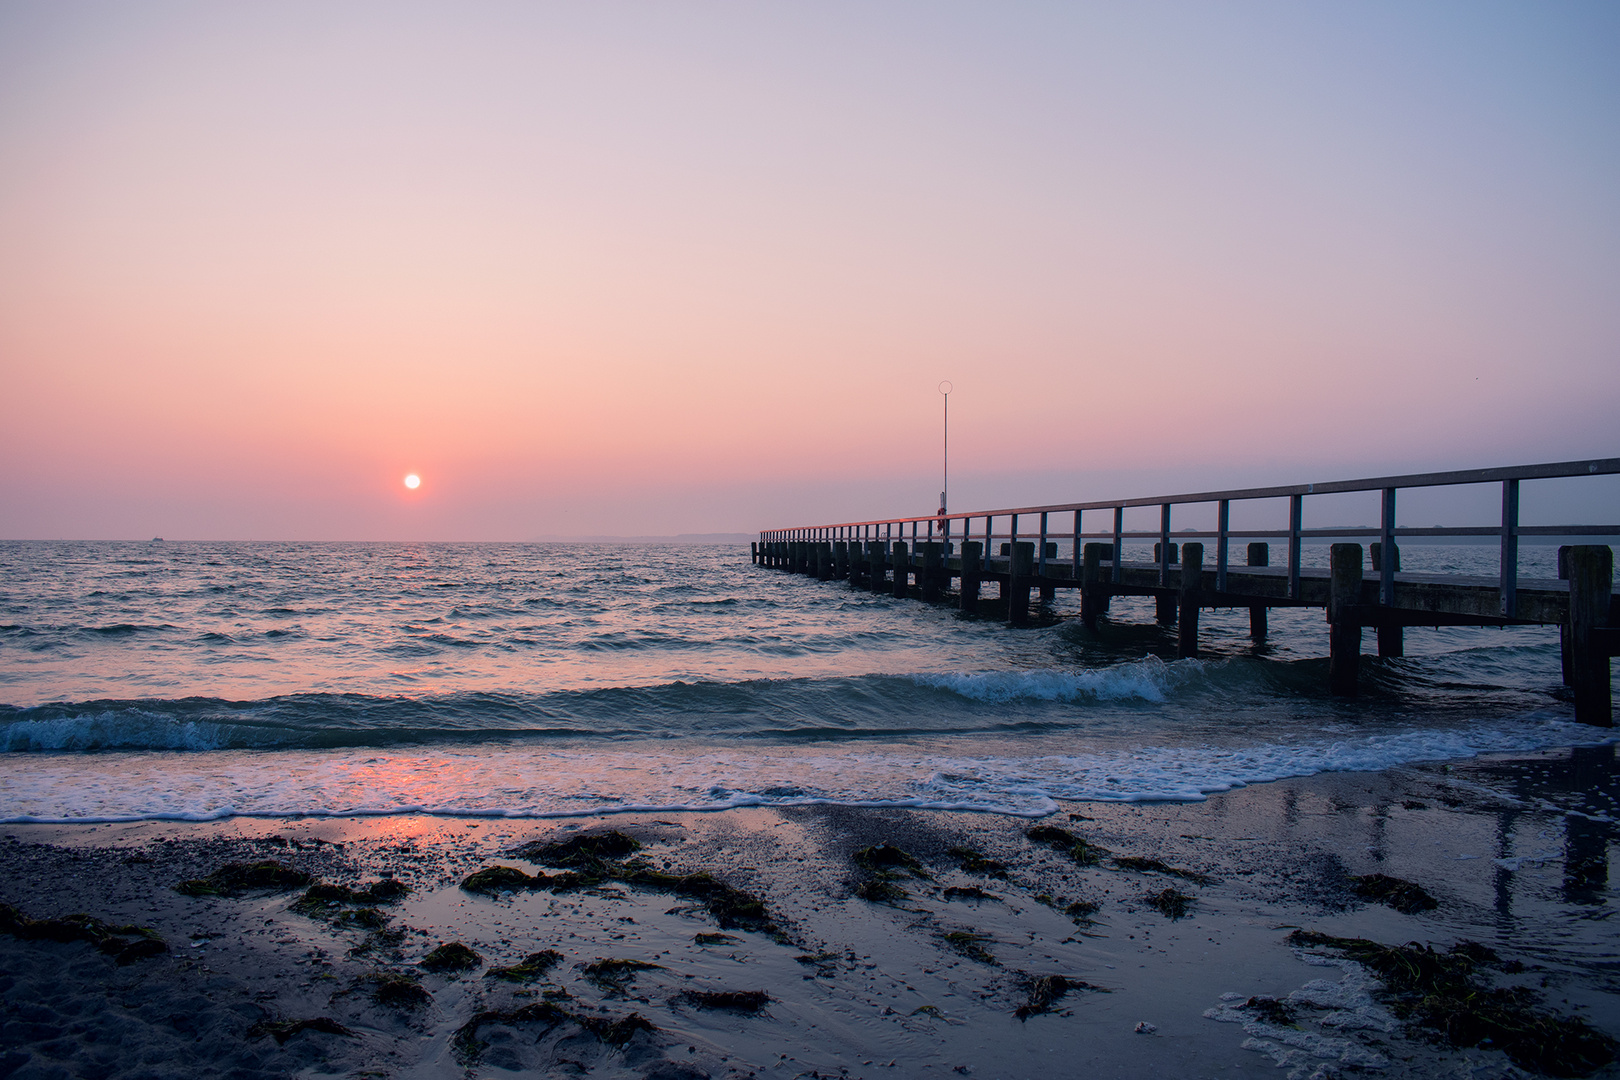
[403,474,421,490]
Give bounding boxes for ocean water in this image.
[0,540,1608,823]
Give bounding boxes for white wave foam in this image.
[908,657,1190,704]
[0,713,1609,824]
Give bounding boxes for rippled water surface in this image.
[0,540,1606,821]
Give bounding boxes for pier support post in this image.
[1081,543,1111,629]
[1008,541,1034,625]
[833,541,849,580]
[1247,543,1269,642]
[1178,543,1203,658]
[1154,542,1178,625]
[817,543,834,581]
[1328,543,1364,697]
[959,541,982,612]
[751,541,758,565]
[1568,545,1613,726]
[892,542,910,599]
[1371,542,1403,656]
[868,542,888,593]
[920,542,943,602]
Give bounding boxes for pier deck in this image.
[755,458,1620,724]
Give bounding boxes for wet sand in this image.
[1,746,1617,1080]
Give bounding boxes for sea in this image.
[0,540,1609,825]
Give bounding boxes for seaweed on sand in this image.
[247,1017,356,1044]
[581,957,662,992]
[360,971,431,1009]
[419,941,482,973]
[1287,931,1616,1077]
[853,844,929,879]
[679,989,770,1012]
[1026,826,1110,867]
[942,885,1001,902]
[453,1001,571,1063]
[1112,856,1213,885]
[461,850,784,940]
[512,830,642,868]
[576,1012,658,1046]
[942,931,997,965]
[1144,887,1192,919]
[291,878,409,915]
[853,878,908,904]
[946,846,1009,878]
[487,949,563,982]
[1014,975,1108,1020]
[0,903,167,965]
[175,861,310,897]
[1348,873,1438,914]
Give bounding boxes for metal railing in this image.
[759,458,1620,618]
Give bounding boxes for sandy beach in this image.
[2,746,1616,1080]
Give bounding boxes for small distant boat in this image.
[151,537,163,542]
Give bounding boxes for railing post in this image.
[1379,487,1396,606]
[1112,506,1124,584]
[983,516,992,570]
[1038,512,1048,576]
[1216,499,1229,594]
[1500,478,1520,618]
[1158,504,1171,589]
[1288,494,1303,600]
[1071,509,1082,579]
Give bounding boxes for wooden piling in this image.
[920,542,943,602]
[959,541,983,612]
[1567,545,1613,726]
[1328,543,1363,696]
[1370,542,1403,656]
[1559,546,1573,686]
[891,542,910,599]
[1247,542,1269,642]
[1178,542,1203,658]
[868,541,888,593]
[817,542,834,581]
[833,541,849,580]
[1008,541,1034,624]
[1081,543,1111,629]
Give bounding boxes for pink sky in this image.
[2,3,1616,539]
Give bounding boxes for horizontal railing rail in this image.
[758,457,1620,618]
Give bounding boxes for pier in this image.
[755,459,1620,725]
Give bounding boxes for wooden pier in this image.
[754,459,1620,725]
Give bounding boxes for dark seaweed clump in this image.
[1027,826,1110,866]
[1348,873,1438,914]
[0,903,167,966]
[943,931,997,965]
[362,971,431,1009]
[853,878,909,904]
[1288,931,1616,1077]
[576,1012,657,1046]
[420,941,482,973]
[292,878,409,915]
[581,957,662,992]
[462,831,783,940]
[946,846,1009,878]
[679,989,770,1012]
[942,885,1000,902]
[453,1001,571,1062]
[1241,996,1297,1026]
[488,949,564,982]
[1145,887,1192,919]
[247,1017,356,1044]
[853,844,930,878]
[1112,856,1213,885]
[1014,975,1107,1020]
[175,860,311,897]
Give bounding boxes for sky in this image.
[1,2,1616,540]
